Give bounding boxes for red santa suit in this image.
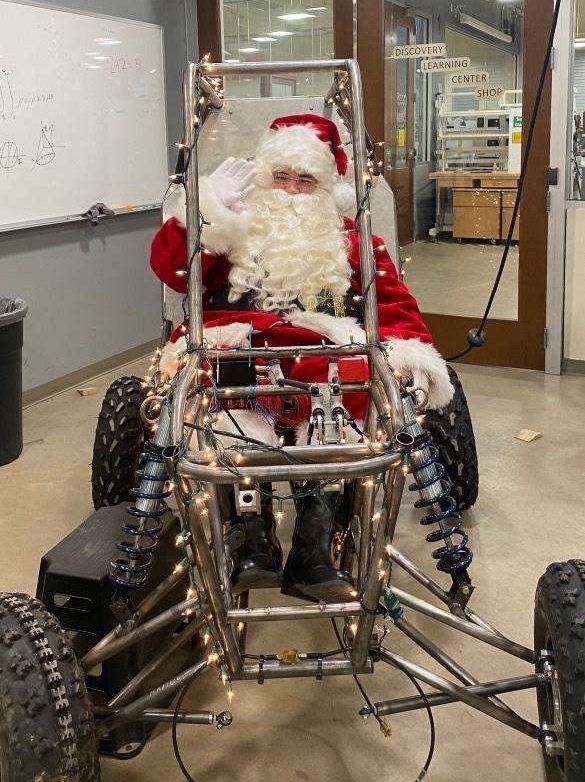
[149,114,453,441]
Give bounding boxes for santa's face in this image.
[227,163,351,312]
[271,168,319,195]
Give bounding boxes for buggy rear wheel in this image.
[0,593,99,781]
[423,365,479,511]
[535,560,585,781]
[92,375,147,509]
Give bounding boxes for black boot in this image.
[231,488,283,593]
[281,489,354,602]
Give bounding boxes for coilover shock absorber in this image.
[109,402,172,589]
[401,390,473,589]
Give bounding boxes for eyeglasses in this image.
[272,171,319,191]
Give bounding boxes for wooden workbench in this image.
[429,171,520,236]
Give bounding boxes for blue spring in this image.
[109,441,172,589]
[408,429,473,576]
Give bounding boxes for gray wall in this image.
[0,0,197,392]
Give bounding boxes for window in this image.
[221,1,334,98]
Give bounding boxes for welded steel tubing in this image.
[172,353,202,445]
[235,591,248,652]
[205,483,232,611]
[351,466,405,668]
[177,451,401,484]
[108,614,207,707]
[391,587,535,663]
[81,595,200,670]
[346,59,377,344]
[386,544,452,605]
[370,352,405,434]
[237,657,374,681]
[385,546,509,634]
[212,383,369,398]
[201,344,369,361]
[81,557,190,667]
[188,500,241,675]
[141,709,215,724]
[226,602,362,623]
[96,660,208,736]
[190,442,388,466]
[395,617,516,715]
[378,649,541,739]
[184,62,203,350]
[203,59,348,76]
[198,76,224,108]
[356,476,375,592]
[369,673,544,717]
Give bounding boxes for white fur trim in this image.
[158,323,252,379]
[255,125,337,190]
[214,409,279,448]
[285,311,366,346]
[159,336,187,378]
[203,322,252,350]
[384,338,454,410]
[333,181,356,214]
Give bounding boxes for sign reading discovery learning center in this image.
[392,43,446,59]
[421,57,471,73]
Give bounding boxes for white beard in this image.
[227,186,352,312]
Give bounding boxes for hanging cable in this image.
[331,620,435,781]
[447,0,562,362]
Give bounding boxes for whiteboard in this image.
[0,1,168,230]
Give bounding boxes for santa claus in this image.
[150,113,453,602]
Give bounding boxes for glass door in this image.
[356,0,552,369]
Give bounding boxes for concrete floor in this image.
[404,239,519,321]
[2,356,585,781]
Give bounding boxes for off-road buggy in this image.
[0,59,576,782]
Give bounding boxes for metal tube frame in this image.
[82,59,546,750]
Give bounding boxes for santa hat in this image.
[254,113,355,211]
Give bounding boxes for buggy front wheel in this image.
[423,365,479,511]
[91,375,147,509]
[535,560,585,781]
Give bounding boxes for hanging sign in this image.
[392,43,446,59]
[421,57,471,73]
[475,86,504,100]
[449,71,490,87]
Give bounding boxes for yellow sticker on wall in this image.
[397,128,406,147]
[512,131,522,144]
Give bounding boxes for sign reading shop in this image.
[421,57,471,73]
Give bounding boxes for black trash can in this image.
[0,297,28,466]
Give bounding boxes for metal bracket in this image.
[236,488,261,515]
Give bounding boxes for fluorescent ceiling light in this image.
[459,12,513,44]
[251,36,277,42]
[575,38,585,49]
[277,13,315,21]
[306,5,328,9]
[270,30,294,37]
[94,37,122,45]
[239,47,260,53]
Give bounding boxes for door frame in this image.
[355,0,552,370]
[383,3,416,246]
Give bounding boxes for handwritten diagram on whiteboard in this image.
[0,1,168,230]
